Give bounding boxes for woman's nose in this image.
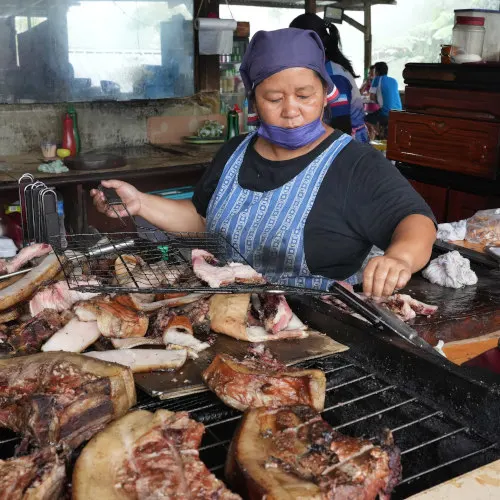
[281,96,300,118]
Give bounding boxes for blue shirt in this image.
[370,75,402,117]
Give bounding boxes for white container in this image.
[455,9,500,62]
[451,16,485,64]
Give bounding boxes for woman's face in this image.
[254,68,327,129]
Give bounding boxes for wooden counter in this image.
[0,144,218,233]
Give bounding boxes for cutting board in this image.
[134,331,348,400]
[442,330,500,365]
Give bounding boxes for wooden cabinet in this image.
[387,111,500,179]
[447,190,500,223]
[408,180,447,223]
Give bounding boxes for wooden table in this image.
[0,144,218,233]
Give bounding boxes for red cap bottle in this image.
[62,113,77,157]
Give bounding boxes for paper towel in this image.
[195,18,237,55]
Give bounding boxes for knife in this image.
[329,282,441,357]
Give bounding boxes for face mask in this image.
[257,118,325,150]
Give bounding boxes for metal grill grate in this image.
[137,352,499,499]
[0,352,497,498]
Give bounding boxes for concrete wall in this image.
[0,91,219,155]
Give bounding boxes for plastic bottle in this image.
[243,98,249,133]
[67,104,81,154]
[62,113,77,157]
[226,106,239,141]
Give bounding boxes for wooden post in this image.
[364,0,372,75]
[305,0,317,14]
[194,0,220,92]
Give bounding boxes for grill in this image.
[136,352,499,499]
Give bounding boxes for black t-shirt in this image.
[192,132,436,280]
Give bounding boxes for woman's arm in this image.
[363,214,436,297]
[91,179,206,232]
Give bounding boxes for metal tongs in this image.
[329,282,441,357]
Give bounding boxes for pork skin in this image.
[226,406,401,500]
[203,351,326,411]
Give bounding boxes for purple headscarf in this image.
[240,28,339,124]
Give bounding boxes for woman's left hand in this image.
[362,255,412,298]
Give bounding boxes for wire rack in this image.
[50,231,329,296]
[137,352,498,499]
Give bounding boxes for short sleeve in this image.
[327,74,352,118]
[344,149,436,250]
[191,136,245,217]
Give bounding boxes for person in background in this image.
[365,61,402,131]
[360,65,380,114]
[290,13,369,143]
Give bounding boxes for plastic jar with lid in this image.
[451,16,485,63]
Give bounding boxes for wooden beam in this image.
[194,0,220,93]
[364,0,372,75]
[305,0,316,14]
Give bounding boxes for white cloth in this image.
[422,251,478,289]
[437,220,467,241]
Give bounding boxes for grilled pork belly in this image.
[372,294,438,322]
[74,298,149,338]
[0,243,52,277]
[226,406,401,500]
[192,249,265,288]
[7,309,64,354]
[209,294,308,342]
[41,318,100,353]
[0,352,136,449]
[0,448,65,500]
[73,410,241,499]
[203,347,326,411]
[0,254,61,312]
[29,280,100,317]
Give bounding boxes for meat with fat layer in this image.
[0,352,136,449]
[226,406,401,500]
[0,254,62,312]
[74,298,149,338]
[0,243,52,277]
[209,294,308,342]
[41,318,101,353]
[73,409,241,499]
[0,447,65,500]
[29,280,100,317]
[203,347,326,411]
[373,294,438,322]
[7,309,64,354]
[192,249,265,288]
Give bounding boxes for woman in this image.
[290,13,369,144]
[92,28,436,298]
[360,65,380,114]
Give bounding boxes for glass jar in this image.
[451,16,485,63]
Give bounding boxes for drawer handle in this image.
[431,121,446,129]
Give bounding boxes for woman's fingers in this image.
[363,256,412,298]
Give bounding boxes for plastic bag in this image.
[465,208,500,244]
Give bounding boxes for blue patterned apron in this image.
[206,131,358,290]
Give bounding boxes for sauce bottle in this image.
[67,104,81,154]
[226,106,239,141]
[62,113,77,157]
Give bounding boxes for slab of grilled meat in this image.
[0,447,65,500]
[7,309,64,354]
[73,409,241,499]
[226,406,401,500]
[203,346,326,412]
[0,352,136,450]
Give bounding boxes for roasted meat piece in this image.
[373,294,438,322]
[0,243,52,276]
[209,294,308,342]
[203,346,326,411]
[73,410,241,499]
[226,406,401,500]
[7,309,64,354]
[192,249,265,288]
[0,352,136,449]
[0,447,65,500]
[74,297,149,338]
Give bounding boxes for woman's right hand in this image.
[90,179,142,218]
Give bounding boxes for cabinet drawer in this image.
[387,111,500,179]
